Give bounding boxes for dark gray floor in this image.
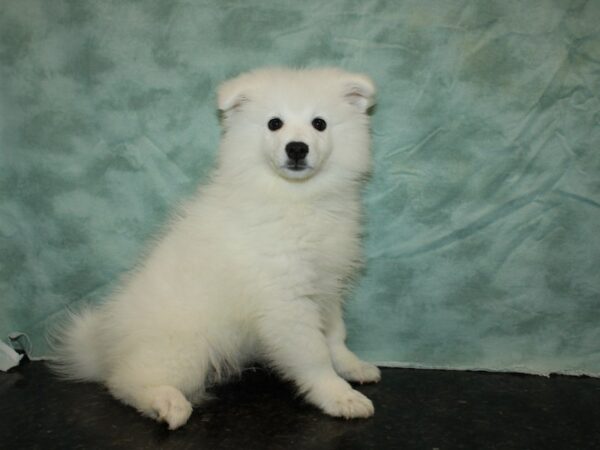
[1,360,600,449]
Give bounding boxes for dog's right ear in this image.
[217,76,249,117]
[341,73,376,113]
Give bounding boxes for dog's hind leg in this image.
[105,344,210,429]
[109,382,193,430]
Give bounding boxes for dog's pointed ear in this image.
[341,73,376,113]
[217,76,250,115]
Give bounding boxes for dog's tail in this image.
[47,306,105,382]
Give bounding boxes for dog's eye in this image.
[312,117,327,132]
[268,118,283,131]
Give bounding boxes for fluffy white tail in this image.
[47,307,105,382]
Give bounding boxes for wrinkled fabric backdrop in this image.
[1,0,599,375]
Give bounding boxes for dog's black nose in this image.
[285,141,309,162]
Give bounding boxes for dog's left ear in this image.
[217,76,250,115]
[342,73,376,113]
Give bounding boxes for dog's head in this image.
[217,68,375,183]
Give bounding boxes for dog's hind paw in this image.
[149,385,193,430]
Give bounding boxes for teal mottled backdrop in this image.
[1,0,599,375]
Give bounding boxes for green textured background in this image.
[1,0,599,375]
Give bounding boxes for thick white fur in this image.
[51,67,380,430]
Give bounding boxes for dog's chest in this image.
[247,200,360,276]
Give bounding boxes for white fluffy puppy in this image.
[52,67,380,429]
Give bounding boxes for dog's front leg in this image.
[324,303,381,384]
[257,298,374,419]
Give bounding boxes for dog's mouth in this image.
[278,160,315,180]
[284,161,309,171]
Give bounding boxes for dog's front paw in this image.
[307,377,375,419]
[320,387,375,419]
[149,385,193,430]
[337,360,381,384]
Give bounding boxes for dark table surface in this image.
[2,360,600,449]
